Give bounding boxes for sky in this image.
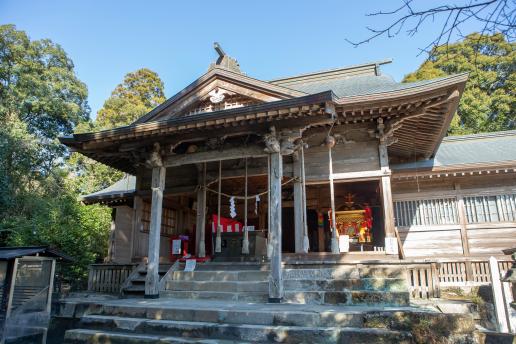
[0,0,480,119]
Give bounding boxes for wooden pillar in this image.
[107,208,116,262]
[378,143,396,254]
[196,163,207,258]
[145,164,166,298]
[131,193,143,261]
[269,150,283,302]
[455,183,473,280]
[293,153,304,253]
[328,144,340,254]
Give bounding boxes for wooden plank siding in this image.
[112,206,133,263]
[467,225,516,255]
[393,184,516,258]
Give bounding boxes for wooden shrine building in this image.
[60,45,516,299]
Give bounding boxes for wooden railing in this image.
[439,259,511,285]
[88,264,136,294]
[406,258,512,299]
[406,263,440,299]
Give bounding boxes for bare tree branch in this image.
[347,0,515,55]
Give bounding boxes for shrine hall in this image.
[60,44,516,299]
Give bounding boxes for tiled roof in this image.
[392,130,516,171]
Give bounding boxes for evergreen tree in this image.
[404,33,515,135]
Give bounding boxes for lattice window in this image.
[394,198,459,227]
[464,194,516,223]
[141,202,177,236]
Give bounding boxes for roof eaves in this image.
[65,91,335,144]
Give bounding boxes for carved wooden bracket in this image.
[263,127,303,155]
[146,142,164,168]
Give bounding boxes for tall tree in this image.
[95,68,165,129]
[0,25,110,286]
[404,33,515,134]
[69,68,166,195]
[0,24,90,170]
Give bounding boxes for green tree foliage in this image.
[69,68,166,194]
[0,25,111,286]
[96,68,165,129]
[404,33,515,135]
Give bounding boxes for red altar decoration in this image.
[329,207,373,243]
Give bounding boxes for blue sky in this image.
[1,0,479,119]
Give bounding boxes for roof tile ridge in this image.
[268,59,393,83]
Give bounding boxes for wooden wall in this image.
[113,206,133,263]
[392,173,516,258]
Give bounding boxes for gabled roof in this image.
[392,130,516,172]
[134,66,308,124]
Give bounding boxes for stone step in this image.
[64,329,253,344]
[283,267,359,280]
[192,262,269,271]
[78,315,412,343]
[161,291,269,303]
[283,278,407,292]
[165,280,269,293]
[359,266,406,279]
[96,303,364,327]
[122,285,145,293]
[171,270,269,282]
[283,290,410,306]
[137,265,172,274]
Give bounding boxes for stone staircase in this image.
[60,262,477,343]
[121,263,173,297]
[62,298,476,343]
[163,262,410,306]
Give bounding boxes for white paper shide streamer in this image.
[229,196,236,218]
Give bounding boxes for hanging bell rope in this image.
[242,157,250,254]
[215,160,222,253]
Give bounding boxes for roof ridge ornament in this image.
[209,42,242,73]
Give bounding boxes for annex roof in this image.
[392,130,516,172]
[81,175,135,205]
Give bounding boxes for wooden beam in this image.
[164,145,267,167]
[332,170,390,181]
[145,165,166,298]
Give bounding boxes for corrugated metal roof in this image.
[392,130,516,170]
